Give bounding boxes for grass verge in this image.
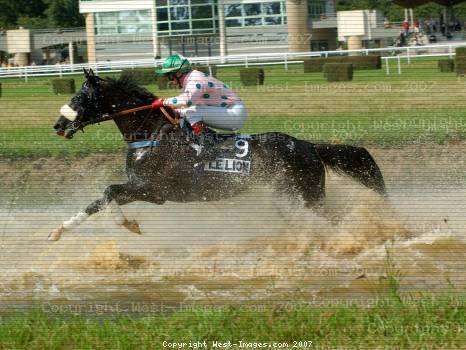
[0,295,464,349]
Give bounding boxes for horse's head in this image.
[54,68,108,139]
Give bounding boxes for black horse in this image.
[49,69,386,241]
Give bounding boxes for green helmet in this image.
[155,54,191,76]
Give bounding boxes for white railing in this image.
[1,43,465,81]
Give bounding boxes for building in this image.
[79,0,399,62]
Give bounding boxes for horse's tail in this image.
[314,144,387,196]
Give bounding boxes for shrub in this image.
[120,68,156,85]
[455,47,466,58]
[438,59,454,73]
[239,68,265,86]
[304,55,381,73]
[455,48,466,75]
[455,61,466,76]
[194,65,217,77]
[51,79,76,95]
[323,63,353,82]
[303,60,323,73]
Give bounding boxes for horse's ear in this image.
[83,68,90,79]
[88,69,95,77]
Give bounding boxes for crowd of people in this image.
[425,17,463,36]
[396,16,465,47]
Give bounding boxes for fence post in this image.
[59,64,63,79]
[24,67,28,83]
[407,47,410,64]
[449,45,453,59]
[385,57,390,75]
[284,53,288,71]
[245,55,248,68]
[397,55,401,75]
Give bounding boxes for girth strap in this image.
[128,140,161,150]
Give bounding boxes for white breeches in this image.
[179,102,247,131]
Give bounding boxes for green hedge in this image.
[455,47,466,58]
[323,63,353,82]
[120,68,156,85]
[193,65,217,77]
[455,48,466,75]
[438,59,455,73]
[239,68,265,86]
[51,79,76,95]
[304,55,381,73]
[455,61,466,76]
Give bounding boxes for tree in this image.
[45,0,84,28]
[0,0,46,29]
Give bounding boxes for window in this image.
[169,0,188,5]
[192,20,213,29]
[95,10,151,35]
[309,0,327,19]
[262,2,280,15]
[244,4,261,16]
[225,4,242,17]
[226,19,243,27]
[155,0,216,36]
[157,8,168,21]
[264,16,281,25]
[225,1,286,28]
[192,6,212,19]
[245,18,262,26]
[170,7,189,21]
[158,23,169,31]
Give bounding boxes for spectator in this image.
[402,21,409,36]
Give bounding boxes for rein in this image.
[109,105,180,129]
[71,105,180,133]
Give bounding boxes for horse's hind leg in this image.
[288,142,326,209]
[48,183,147,241]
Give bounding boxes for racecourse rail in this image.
[1,43,466,81]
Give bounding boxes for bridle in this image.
[67,77,180,136]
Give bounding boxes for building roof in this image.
[393,0,466,7]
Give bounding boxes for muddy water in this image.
[0,144,465,313]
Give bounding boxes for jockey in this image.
[151,54,247,137]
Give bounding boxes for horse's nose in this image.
[54,116,67,136]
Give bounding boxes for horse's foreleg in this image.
[48,184,141,241]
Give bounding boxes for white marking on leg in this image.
[62,212,89,230]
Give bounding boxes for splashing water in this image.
[1,145,465,312]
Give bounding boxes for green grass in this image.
[1,59,465,158]
[0,295,464,349]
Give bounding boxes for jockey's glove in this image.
[151,98,165,109]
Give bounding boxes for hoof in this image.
[48,226,64,241]
[122,220,141,235]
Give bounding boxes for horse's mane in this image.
[104,76,155,104]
